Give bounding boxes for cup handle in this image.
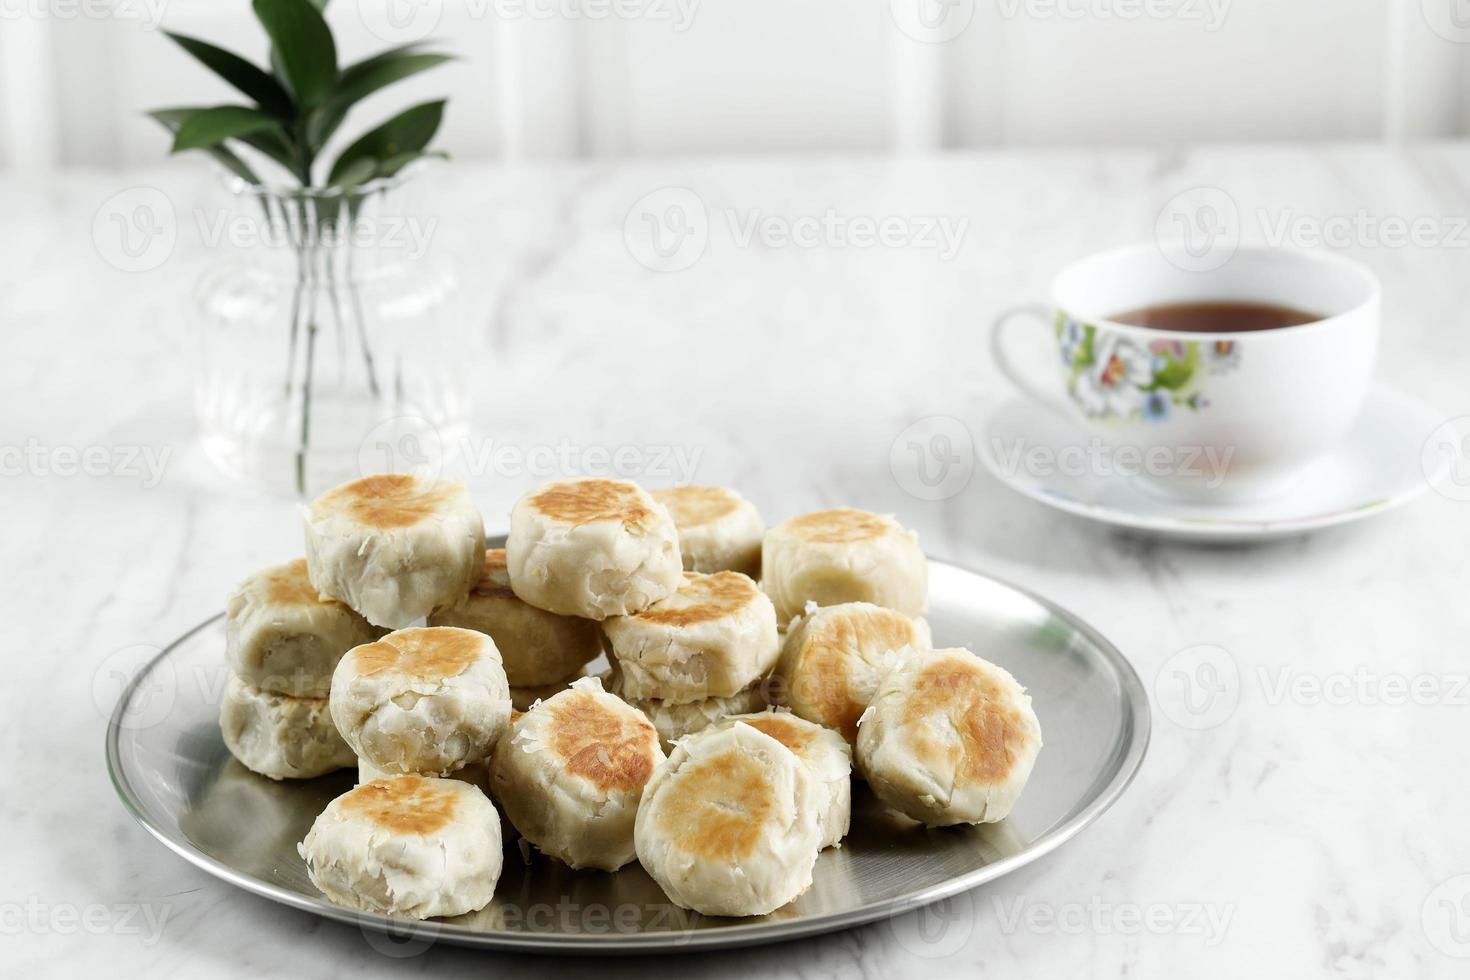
[990,303,1074,419]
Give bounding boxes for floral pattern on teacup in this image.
[1055,314,1231,422]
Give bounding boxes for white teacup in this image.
[991,244,1380,503]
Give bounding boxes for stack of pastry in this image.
[219,558,375,780]
[216,471,1045,922]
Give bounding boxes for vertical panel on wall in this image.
[945,0,1390,146]
[941,3,1009,147]
[496,15,582,159]
[0,16,60,174]
[586,0,894,155]
[578,11,635,157]
[1382,0,1468,140]
[889,23,945,153]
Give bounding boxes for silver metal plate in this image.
[105,555,1149,953]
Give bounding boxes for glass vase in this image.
[195,170,463,497]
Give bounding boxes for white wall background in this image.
[2,0,1469,175]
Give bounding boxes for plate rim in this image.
[105,555,1151,953]
[981,382,1441,541]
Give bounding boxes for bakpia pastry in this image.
[505,477,682,620]
[225,559,380,697]
[299,775,502,919]
[714,711,852,849]
[220,675,354,780]
[490,677,664,871]
[651,486,764,577]
[605,668,769,749]
[329,627,511,777]
[856,647,1042,827]
[303,473,485,629]
[429,548,601,686]
[761,508,927,624]
[635,723,823,917]
[777,602,932,741]
[602,571,779,702]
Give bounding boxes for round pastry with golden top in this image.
[219,674,355,780]
[506,477,683,620]
[226,558,381,697]
[329,627,511,777]
[303,473,485,629]
[489,677,664,871]
[855,647,1042,827]
[602,571,779,703]
[776,601,932,742]
[761,508,927,624]
[651,485,764,577]
[429,548,602,686]
[714,710,852,849]
[635,721,824,917]
[298,775,502,919]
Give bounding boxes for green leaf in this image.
[236,127,299,172]
[1147,343,1199,391]
[378,149,446,178]
[332,51,452,109]
[305,102,350,153]
[149,109,262,184]
[307,47,450,152]
[252,0,337,109]
[170,105,280,153]
[1076,324,1096,370]
[327,99,444,184]
[164,32,293,118]
[329,157,377,189]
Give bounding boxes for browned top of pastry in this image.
[631,571,757,628]
[350,627,485,680]
[314,474,462,530]
[529,478,654,527]
[780,508,891,545]
[652,485,740,527]
[340,775,460,834]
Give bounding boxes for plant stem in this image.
[283,197,306,397]
[343,217,382,398]
[295,239,322,498]
[327,228,380,398]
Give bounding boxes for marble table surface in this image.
[5,144,1470,978]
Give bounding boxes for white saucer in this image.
[980,383,1447,542]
